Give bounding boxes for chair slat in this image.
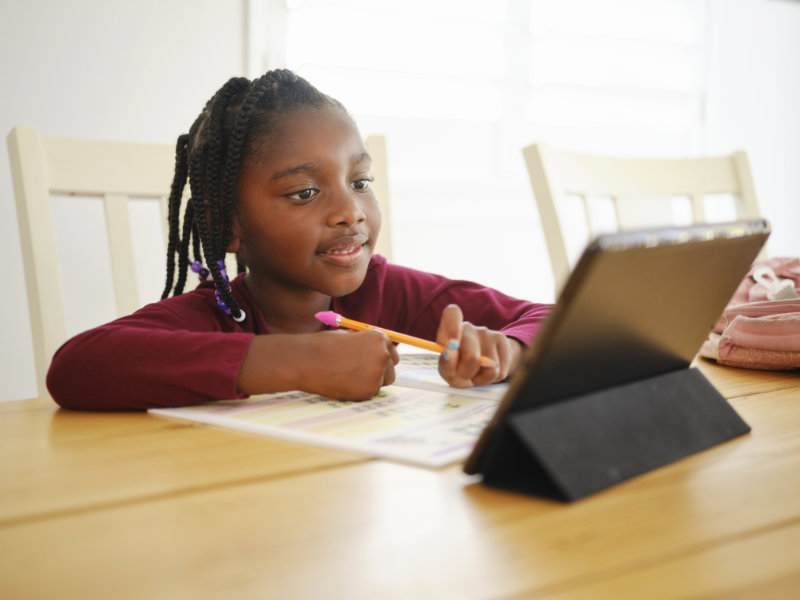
[104,193,140,316]
[365,135,393,262]
[7,126,68,396]
[44,137,174,197]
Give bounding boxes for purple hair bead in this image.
[192,259,246,323]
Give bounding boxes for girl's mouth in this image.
[318,242,366,266]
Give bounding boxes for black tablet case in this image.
[465,220,771,501]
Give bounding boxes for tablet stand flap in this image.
[481,367,750,502]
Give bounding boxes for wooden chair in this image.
[523,142,763,292]
[365,134,393,262]
[7,126,176,398]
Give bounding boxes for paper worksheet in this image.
[150,354,505,467]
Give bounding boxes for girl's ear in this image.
[226,215,242,253]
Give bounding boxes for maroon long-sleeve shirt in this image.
[47,255,551,411]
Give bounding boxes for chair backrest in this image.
[523,142,762,292]
[365,134,393,262]
[7,125,176,398]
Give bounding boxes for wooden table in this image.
[2,360,799,599]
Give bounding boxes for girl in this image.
[47,70,551,411]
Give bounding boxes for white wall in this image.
[1,0,799,403]
[0,0,246,402]
[705,0,800,257]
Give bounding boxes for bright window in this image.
[252,0,709,301]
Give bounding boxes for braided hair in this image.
[160,70,346,321]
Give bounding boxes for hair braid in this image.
[173,200,196,296]
[192,79,250,319]
[187,141,212,268]
[191,220,202,263]
[203,79,248,259]
[220,74,275,225]
[160,134,190,300]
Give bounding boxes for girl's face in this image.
[232,105,381,300]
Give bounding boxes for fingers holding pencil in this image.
[437,304,490,387]
[436,304,518,388]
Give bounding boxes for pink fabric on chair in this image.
[700,258,800,371]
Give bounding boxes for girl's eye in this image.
[286,188,317,202]
[352,177,374,192]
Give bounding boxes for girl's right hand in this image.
[302,329,399,400]
[238,329,398,401]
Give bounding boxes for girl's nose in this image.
[327,186,367,227]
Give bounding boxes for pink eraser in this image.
[314,311,341,327]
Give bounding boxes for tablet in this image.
[464,219,771,477]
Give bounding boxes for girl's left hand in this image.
[435,304,524,388]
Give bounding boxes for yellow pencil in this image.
[315,311,496,368]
